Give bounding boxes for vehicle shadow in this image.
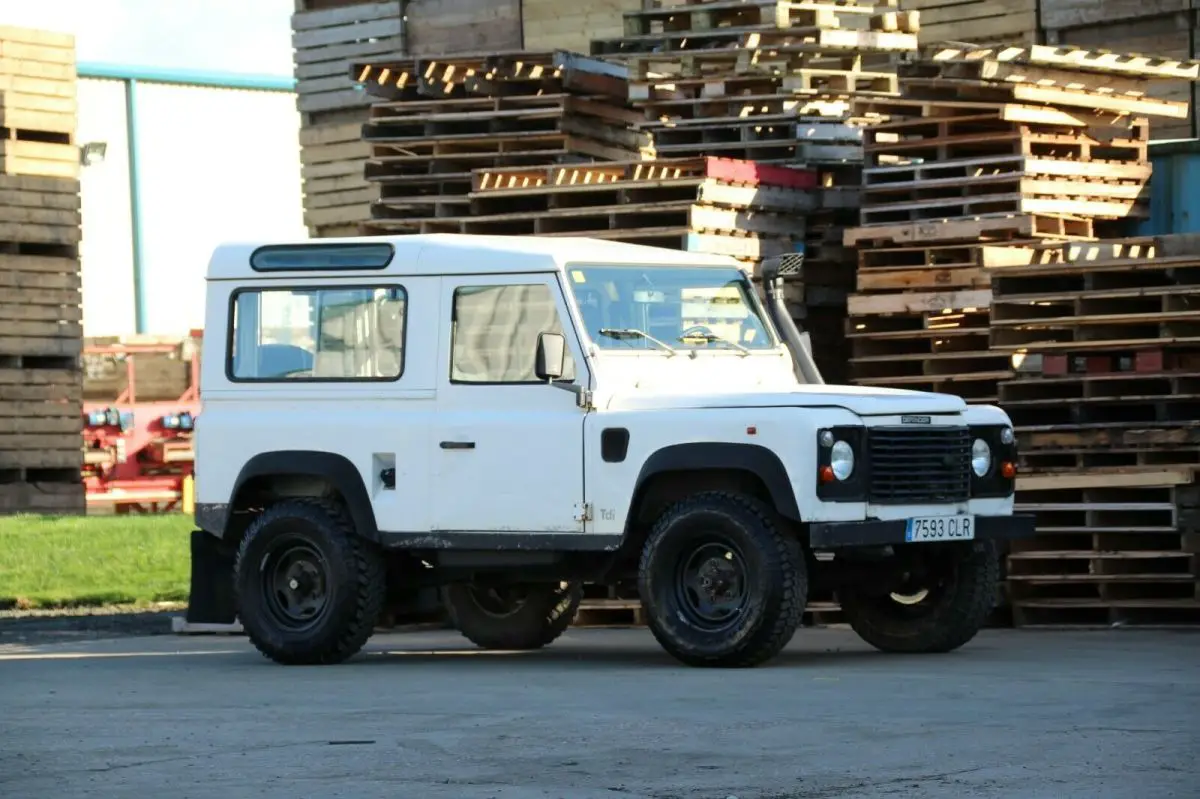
[354,628,889,671]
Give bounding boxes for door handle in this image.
[440,441,475,450]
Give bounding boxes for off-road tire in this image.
[442,582,582,650]
[638,491,806,668]
[235,497,386,665]
[838,540,999,654]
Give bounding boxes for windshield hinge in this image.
[574,502,593,522]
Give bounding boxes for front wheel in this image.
[442,581,582,650]
[837,540,999,654]
[638,491,806,668]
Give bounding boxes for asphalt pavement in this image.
[0,625,1197,799]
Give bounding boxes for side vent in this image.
[600,428,630,463]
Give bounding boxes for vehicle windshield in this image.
[565,264,776,352]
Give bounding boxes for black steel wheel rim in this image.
[881,562,955,616]
[467,584,532,619]
[261,537,331,631]
[674,539,749,631]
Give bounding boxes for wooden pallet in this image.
[846,299,1010,403]
[1007,469,1200,627]
[989,256,1200,356]
[595,22,917,59]
[621,1,912,39]
[353,51,651,234]
[1011,421,1200,472]
[921,43,1200,81]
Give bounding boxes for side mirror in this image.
[535,332,566,381]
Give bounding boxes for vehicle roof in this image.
[205,233,744,281]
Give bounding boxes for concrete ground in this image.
[0,626,1196,799]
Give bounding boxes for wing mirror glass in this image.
[535,332,566,381]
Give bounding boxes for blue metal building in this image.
[76,65,307,338]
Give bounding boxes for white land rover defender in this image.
[187,234,1034,668]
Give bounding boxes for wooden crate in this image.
[404,0,523,55]
[522,0,642,53]
[299,117,372,237]
[901,0,1039,45]
[0,25,77,139]
[292,0,404,118]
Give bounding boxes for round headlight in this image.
[830,440,855,481]
[971,438,992,477]
[1000,426,1015,445]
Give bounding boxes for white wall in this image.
[77,78,307,338]
[77,77,134,338]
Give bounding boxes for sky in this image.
[0,0,295,76]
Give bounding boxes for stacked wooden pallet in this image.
[586,0,919,380]
[0,26,84,516]
[986,235,1200,626]
[1040,2,1200,140]
[291,1,405,237]
[443,156,814,258]
[353,51,653,233]
[842,43,1199,403]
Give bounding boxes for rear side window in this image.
[228,285,406,382]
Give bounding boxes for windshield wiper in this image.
[679,331,750,356]
[598,327,677,356]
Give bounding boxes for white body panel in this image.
[195,234,1017,543]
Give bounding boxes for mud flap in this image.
[185,530,238,625]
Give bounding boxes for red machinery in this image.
[81,330,202,513]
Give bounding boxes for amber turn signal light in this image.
[819,465,835,483]
[1000,461,1017,479]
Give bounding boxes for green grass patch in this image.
[0,514,194,610]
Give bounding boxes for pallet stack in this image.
[448,157,813,256]
[587,0,920,382]
[292,1,406,237]
[843,43,1198,404]
[353,51,654,234]
[0,26,85,516]
[988,235,1200,626]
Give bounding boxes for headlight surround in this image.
[969,424,1018,498]
[971,438,992,478]
[816,426,866,502]
[830,440,855,481]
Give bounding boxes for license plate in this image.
[905,515,975,543]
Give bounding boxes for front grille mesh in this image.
[867,427,971,505]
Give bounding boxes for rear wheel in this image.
[235,498,386,665]
[442,581,582,650]
[638,491,805,668]
[837,541,999,654]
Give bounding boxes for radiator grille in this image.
[867,427,971,505]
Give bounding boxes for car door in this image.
[431,273,590,534]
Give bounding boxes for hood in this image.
[604,384,968,416]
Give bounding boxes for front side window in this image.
[565,265,775,352]
[451,283,577,384]
[228,285,406,381]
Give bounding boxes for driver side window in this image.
[450,283,577,384]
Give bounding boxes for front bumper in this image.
[809,514,1036,549]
